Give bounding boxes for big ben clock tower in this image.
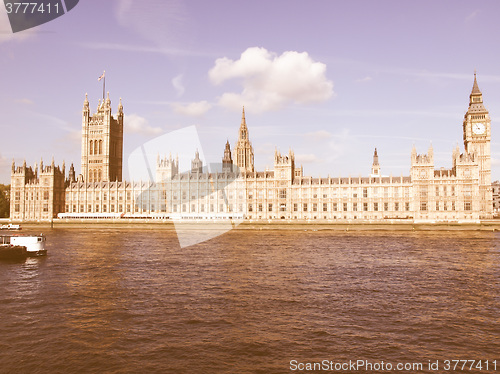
[463,73,493,217]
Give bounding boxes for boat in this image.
[0,234,47,257]
[0,224,21,230]
[0,245,28,260]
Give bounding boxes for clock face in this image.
[472,122,486,135]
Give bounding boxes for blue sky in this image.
[1,0,500,183]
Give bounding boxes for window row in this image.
[248,201,411,213]
[419,201,472,211]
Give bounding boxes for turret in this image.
[83,93,89,112]
[274,148,295,181]
[69,163,76,182]
[222,140,233,172]
[117,98,124,119]
[452,144,459,159]
[371,148,380,177]
[156,153,179,182]
[105,91,111,108]
[191,149,203,174]
[410,144,435,181]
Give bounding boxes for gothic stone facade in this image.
[10,159,66,221]
[10,76,493,222]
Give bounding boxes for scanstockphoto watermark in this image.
[3,0,79,33]
[128,126,246,248]
[290,359,499,372]
[290,359,424,372]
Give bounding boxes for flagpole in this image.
[98,70,106,100]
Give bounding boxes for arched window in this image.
[89,140,94,155]
[88,169,92,182]
[94,170,98,182]
[98,170,102,182]
[99,140,103,155]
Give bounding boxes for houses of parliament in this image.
[10,75,493,222]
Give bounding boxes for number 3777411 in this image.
[4,1,80,33]
[5,2,60,14]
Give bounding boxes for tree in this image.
[0,185,10,218]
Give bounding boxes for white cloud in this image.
[124,114,163,135]
[295,153,320,164]
[172,101,212,117]
[0,6,37,43]
[15,98,34,105]
[305,130,333,140]
[208,47,334,112]
[172,74,185,97]
[355,76,373,83]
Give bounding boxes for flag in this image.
[98,71,105,81]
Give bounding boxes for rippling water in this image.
[0,228,499,373]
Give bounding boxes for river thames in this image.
[0,228,499,373]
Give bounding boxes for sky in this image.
[1,0,500,183]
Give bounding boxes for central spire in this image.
[234,106,254,173]
[238,106,248,140]
[471,71,481,95]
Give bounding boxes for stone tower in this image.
[274,148,295,219]
[233,107,254,173]
[81,92,124,183]
[274,148,295,181]
[222,140,233,172]
[410,144,435,215]
[371,148,380,177]
[191,149,203,174]
[156,154,179,182]
[462,73,492,217]
[10,158,65,220]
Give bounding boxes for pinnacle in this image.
[471,72,481,95]
[241,106,246,125]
